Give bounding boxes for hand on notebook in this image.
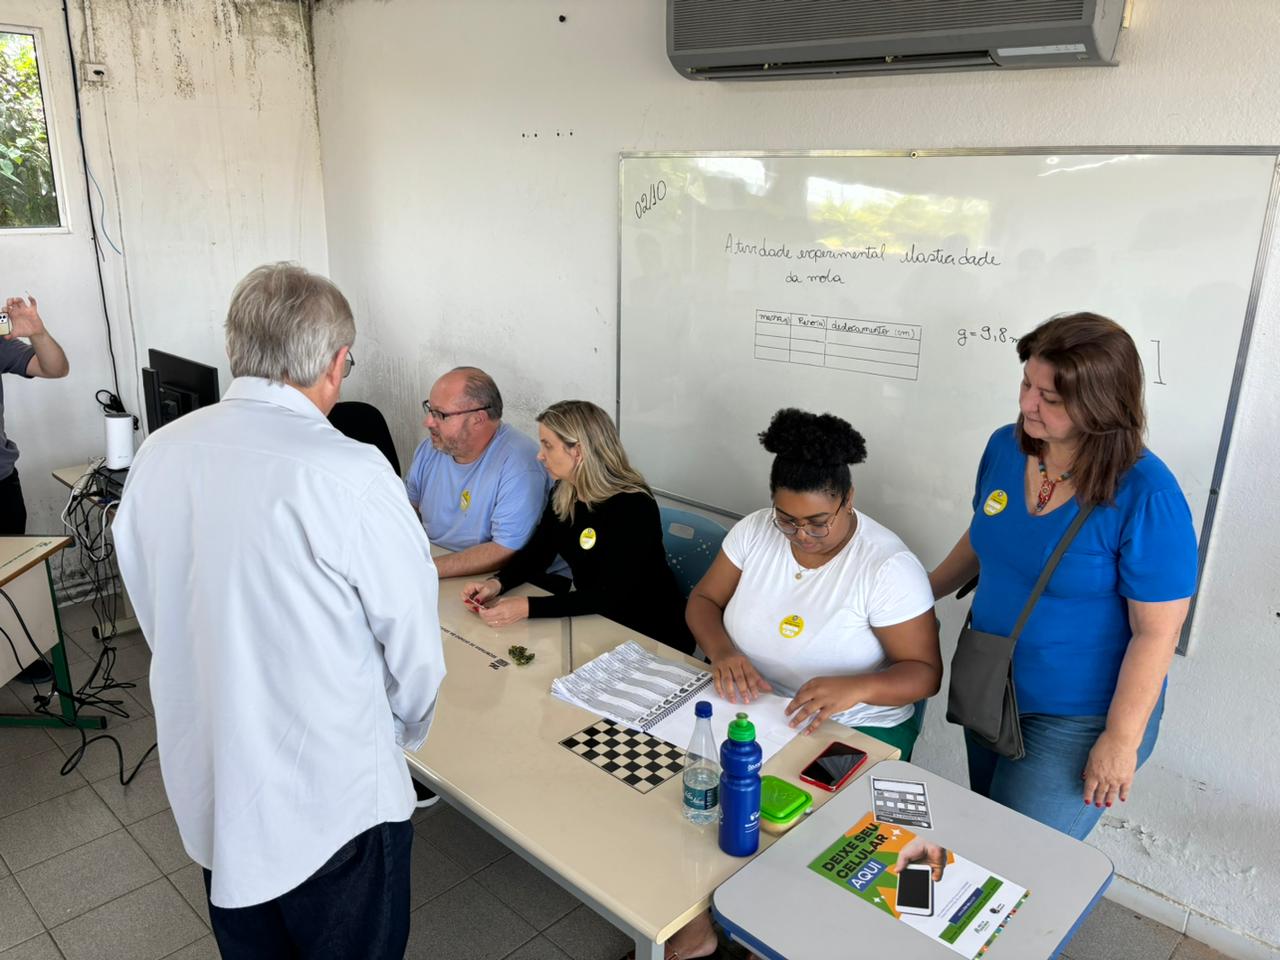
[785,675,862,733]
[711,652,773,704]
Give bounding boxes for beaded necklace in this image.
[1035,459,1072,513]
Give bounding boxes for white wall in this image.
[312,1,1280,951]
[0,0,327,575]
[72,0,329,406]
[0,0,120,542]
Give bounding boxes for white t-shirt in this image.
[721,507,935,729]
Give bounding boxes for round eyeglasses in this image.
[771,511,836,539]
[771,495,849,539]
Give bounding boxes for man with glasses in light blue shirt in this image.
[406,367,555,581]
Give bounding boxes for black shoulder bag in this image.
[946,503,1094,760]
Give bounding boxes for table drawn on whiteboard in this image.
[753,310,922,382]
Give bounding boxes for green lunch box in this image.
[759,776,813,835]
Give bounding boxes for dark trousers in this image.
[0,469,27,535]
[203,820,413,960]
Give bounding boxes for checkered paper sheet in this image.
[560,719,687,794]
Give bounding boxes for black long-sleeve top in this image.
[496,490,694,655]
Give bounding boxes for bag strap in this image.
[1006,502,1095,645]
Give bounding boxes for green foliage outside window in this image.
[0,32,60,228]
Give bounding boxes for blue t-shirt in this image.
[405,422,552,554]
[968,425,1198,716]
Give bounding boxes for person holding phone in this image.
[929,313,1197,840]
[460,400,694,654]
[0,295,70,536]
[688,408,942,757]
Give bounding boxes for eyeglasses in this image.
[422,400,490,422]
[771,496,848,539]
[342,351,355,379]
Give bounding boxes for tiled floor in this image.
[0,603,1237,960]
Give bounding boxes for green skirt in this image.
[855,712,922,761]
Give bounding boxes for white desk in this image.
[712,759,1114,960]
[407,578,900,959]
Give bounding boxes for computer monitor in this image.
[141,350,220,433]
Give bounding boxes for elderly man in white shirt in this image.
[114,263,445,960]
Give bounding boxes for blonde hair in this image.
[536,400,651,522]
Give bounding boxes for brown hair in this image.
[1015,312,1145,506]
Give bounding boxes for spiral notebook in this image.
[551,641,798,763]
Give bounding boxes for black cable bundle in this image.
[30,466,160,784]
[2,586,155,785]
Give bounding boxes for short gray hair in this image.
[451,366,503,420]
[225,263,355,386]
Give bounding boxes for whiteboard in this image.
[618,151,1277,643]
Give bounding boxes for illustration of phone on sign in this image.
[895,863,934,917]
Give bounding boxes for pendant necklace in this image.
[1035,459,1072,513]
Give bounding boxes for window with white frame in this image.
[0,29,60,228]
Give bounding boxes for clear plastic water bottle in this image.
[682,701,720,825]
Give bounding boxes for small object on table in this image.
[759,775,811,835]
[507,644,535,666]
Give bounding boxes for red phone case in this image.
[797,741,868,792]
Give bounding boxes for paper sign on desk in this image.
[551,640,799,763]
[808,812,1028,959]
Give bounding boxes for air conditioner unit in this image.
[668,0,1126,80]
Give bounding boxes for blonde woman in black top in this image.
[461,400,694,655]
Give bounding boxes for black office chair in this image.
[328,401,401,475]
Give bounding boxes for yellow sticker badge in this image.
[459,489,472,512]
[579,527,597,551]
[779,614,805,639]
[983,490,1008,517]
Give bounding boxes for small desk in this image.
[51,463,139,639]
[0,536,106,731]
[407,580,899,959]
[712,759,1114,960]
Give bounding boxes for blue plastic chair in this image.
[659,506,728,598]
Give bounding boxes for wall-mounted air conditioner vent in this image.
[668,0,1125,80]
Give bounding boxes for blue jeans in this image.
[203,820,413,960]
[965,692,1164,841]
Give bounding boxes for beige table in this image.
[0,536,105,731]
[406,578,899,960]
[51,463,139,639]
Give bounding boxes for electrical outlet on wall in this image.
[81,63,108,84]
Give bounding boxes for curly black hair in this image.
[758,408,867,498]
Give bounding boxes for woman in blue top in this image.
[930,313,1198,840]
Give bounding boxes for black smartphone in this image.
[798,741,868,792]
